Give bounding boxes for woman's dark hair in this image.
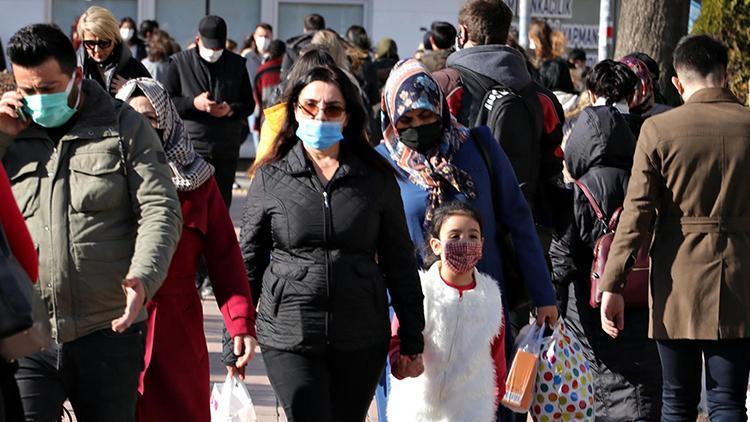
[346,25,371,51]
[139,19,159,39]
[267,40,287,61]
[250,66,394,176]
[423,201,484,268]
[586,59,639,105]
[8,24,77,74]
[148,33,172,61]
[120,17,136,28]
[540,57,575,93]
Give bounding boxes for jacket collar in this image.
[272,139,368,179]
[686,87,740,105]
[17,80,120,142]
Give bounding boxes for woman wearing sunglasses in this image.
[241,66,425,422]
[77,6,150,97]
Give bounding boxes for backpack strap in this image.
[608,207,623,232]
[574,180,606,223]
[470,126,498,209]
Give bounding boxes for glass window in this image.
[277,2,364,42]
[210,0,261,51]
[157,0,260,53]
[156,0,204,51]
[53,0,138,37]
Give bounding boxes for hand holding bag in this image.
[210,373,257,422]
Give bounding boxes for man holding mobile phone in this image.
[0,24,182,421]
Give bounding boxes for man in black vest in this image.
[165,15,254,207]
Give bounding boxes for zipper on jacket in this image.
[438,294,463,401]
[322,190,332,344]
[47,142,61,341]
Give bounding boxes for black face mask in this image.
[399,121,443,154]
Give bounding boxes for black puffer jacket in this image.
[550,105,661,421]
[239,141,425,355]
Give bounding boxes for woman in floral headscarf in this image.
[620,55,672,117]
[116,78,257,422]
[373,59,558,420]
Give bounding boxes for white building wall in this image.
[0,0,48,67]
[371,0,461,59]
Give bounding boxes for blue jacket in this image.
[376,126,555,307]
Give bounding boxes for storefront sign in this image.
[531,0,574,19]
[561,23,598,49]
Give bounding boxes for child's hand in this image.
[397,354,424,378]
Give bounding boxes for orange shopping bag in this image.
[501,323,545,413]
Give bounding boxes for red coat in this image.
[0,164,38,282]
[137,177,256,422]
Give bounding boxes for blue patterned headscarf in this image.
[381,59,476,226]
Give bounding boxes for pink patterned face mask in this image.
[443,240,483,274]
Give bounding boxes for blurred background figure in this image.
[241,23,273,85]
[120,16,146,61]
[225,38,237,53]
[139,19,159,43]
[141,31,173,85]
[419,21,456,73]
[540,57,580,113]
[567,48,589,92]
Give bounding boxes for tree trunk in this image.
[614,0,691,106]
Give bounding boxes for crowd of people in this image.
[0,1,749,422]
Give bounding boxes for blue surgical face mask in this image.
[296,119,344,150]
[23,73,80,128]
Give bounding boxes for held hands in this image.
[600,292,625,338]
[111,276,146,333]
[193,91,216,112]
[226,335,258,381]
[394,353,424,378]
[0,91,31,137]
[535,305,559,327]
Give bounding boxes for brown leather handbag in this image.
[575,180,650,309]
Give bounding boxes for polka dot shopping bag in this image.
[530,319,594,422]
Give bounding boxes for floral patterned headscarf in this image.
[621,56,655,115]
[381,59,476,227]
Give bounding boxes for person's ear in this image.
[195,36,201,47]
[671,76,684,96]
[429,237,442,257]
[587,90,597,104]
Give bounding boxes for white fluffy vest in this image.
[387,263,503,422]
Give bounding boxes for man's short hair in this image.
[8,24,77,74]
[304,14,326,31]
[568,48,586,64]
[346,25,371,51]
[673,35,728,81]
[267,39,287,60]
[458,0,513,46]
[430,21,457,50]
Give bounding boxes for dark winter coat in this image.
[239,141,425,355]
[165,48,254,159]
[549,105,662,421]
[79,43,151,96]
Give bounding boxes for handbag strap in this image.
[574,180,607,224]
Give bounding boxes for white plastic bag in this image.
[210,373,258,422]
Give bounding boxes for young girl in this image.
[387,202,505,421]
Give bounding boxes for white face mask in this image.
[120,27,135,42]
[198,44,224,63]
[255,36,271,53]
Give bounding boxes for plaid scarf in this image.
[117,78,214,191]
[381,59,476,227]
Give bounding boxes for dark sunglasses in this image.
[83,39,113,50]
[297,102,346,119]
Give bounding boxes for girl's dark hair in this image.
[423,201,484,268]
[539,57,575,94]
[120,17,136,28]
[586,59,639,105]
[249,66,395,177]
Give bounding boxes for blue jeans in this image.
[657,339,750,422]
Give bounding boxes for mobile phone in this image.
[16,105,28,123]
